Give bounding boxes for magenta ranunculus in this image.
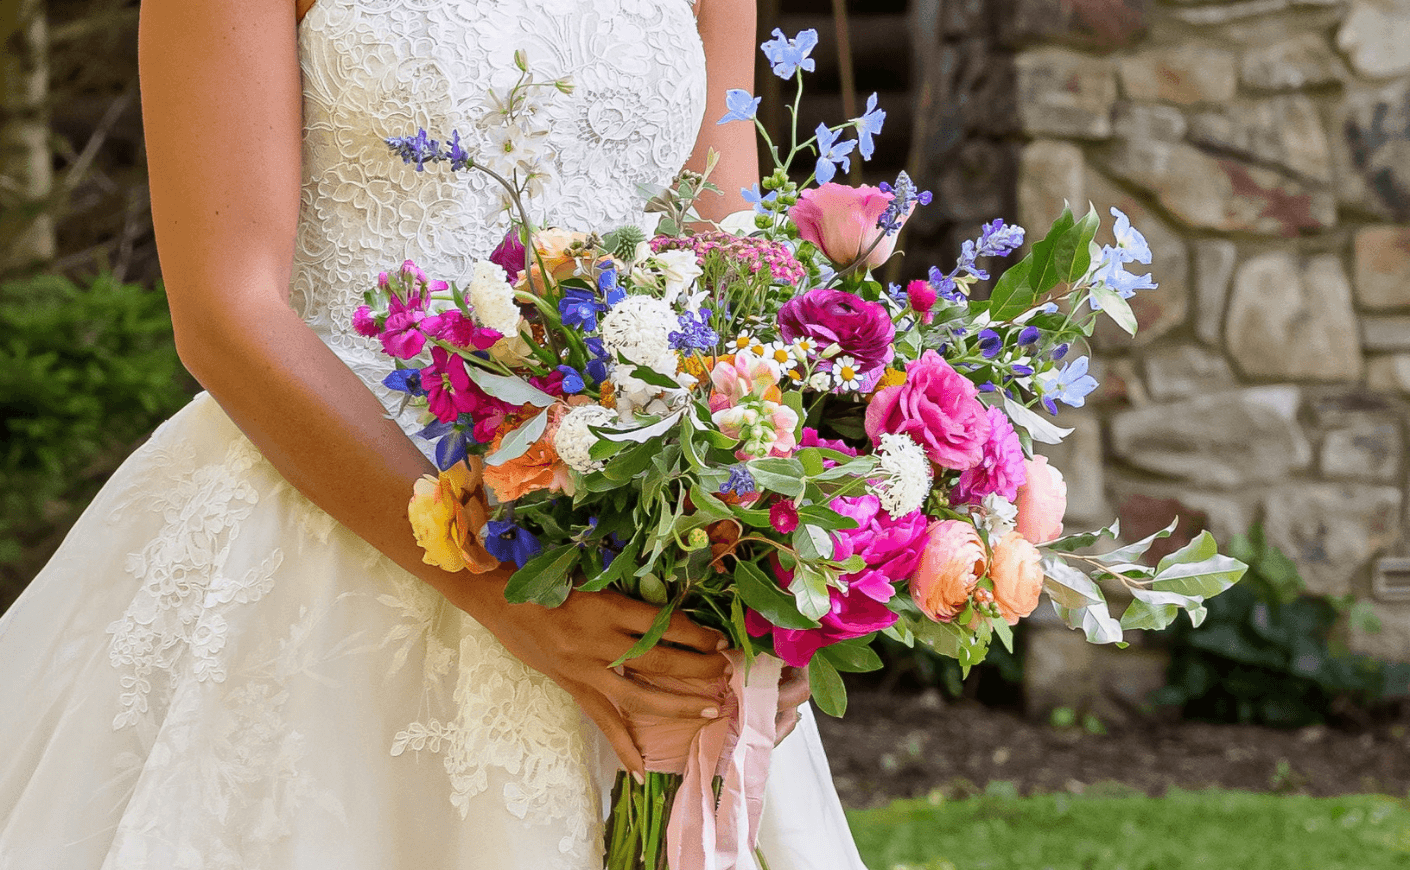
[744,562,899,668]
[489,229,527,282]
[829,495,929,603]
[950,406,1028,505]
[778,288,895,375]
[789,183,908,270]
[865,350,992,470]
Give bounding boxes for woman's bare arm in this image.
[685,0,759,220]
[139,0,727,777]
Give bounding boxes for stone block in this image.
[1335,82,1410,222]
[941,0,989,37]
[1084,169,1190,346]
[1023,625,1171,722]
[1338,0,1410,80]
[1225,252,1363,381]
[1187,96,1333,184]
[1362,316,1410,352]
[999,0,1149,49]
[1350,601,1410,664]
[1194,240,1237,346]
[1109,386,1312,488]
[1119,45,1237,106]
[1321,416,1403,482]
[1354,227,1410,311]
[1174,0,1343,25]
[1035,412,1107,526]
[1141,344,1237,400]
[1098,138,1336,236]
[1240,33,1345,92]
[933,141,1016,223]
[1106,476,1256,548]
[1367,355,1410,394]
[1018,141,1086,235]
[1014,48,1117,139]
[1111,101,1186,142]
[1263,483,1404,596]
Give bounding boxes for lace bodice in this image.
[289,0,708,447]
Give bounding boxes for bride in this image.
[0,0,870,867]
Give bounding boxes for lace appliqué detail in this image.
[106,439,283,731]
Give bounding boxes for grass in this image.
[847,787,1410,870]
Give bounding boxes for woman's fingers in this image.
[660,610,729,653]
[778,666,810,708]
[623,643,728,681]
[598,671,721,720]
[574,685,646,778]
[775,708,801,744]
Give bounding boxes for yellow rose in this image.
[407,458,500,574]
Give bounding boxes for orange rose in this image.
[911,520,987,622]
[1015,455,1067,544]
[482,405,575,502]
[407,457,500,574]
[990,531,1043,625]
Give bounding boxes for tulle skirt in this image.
[0,392,867,869]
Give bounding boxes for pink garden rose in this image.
[950,406,1028,505]
[1015,455,1067,544]
[990,531,1043,625]
[911,520,987,623]
[864,350,991,470]
[778,288,895,377]
[789,183,909,270]
[828,495,929,603]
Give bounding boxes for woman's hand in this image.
[458,580,730,778]
[775,665,810,744]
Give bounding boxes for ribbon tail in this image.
[667,716,732,870]
[714,651,782,870]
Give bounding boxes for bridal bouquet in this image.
[361,36,1246,870]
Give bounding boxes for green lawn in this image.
[847,788,1410,870]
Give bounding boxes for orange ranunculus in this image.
[1015,455,1067,544]
[911,520,987,622]
[518,228,595,293]
[990,531,1044,625]
[482,404,575,502]
[407,457,500,574]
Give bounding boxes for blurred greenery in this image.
[848,789,1410,870]
[0,272,194,609]
[1152,524,1410,727]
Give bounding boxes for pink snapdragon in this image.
[865,350,991,470]
[709,354,799,459]
[950,406,1028,505]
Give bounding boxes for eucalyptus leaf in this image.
[486,408,549,466]
[1000,395,1074,445]
[463,366,557,408]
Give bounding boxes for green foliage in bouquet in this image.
[0,273,192,585]
[1152,525,1410,727]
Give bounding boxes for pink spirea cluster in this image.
[649,231,806,286]
[950,406,1028,505]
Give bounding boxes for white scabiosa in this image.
[600,294,683,413]
[554,404,618,474]
[869,432,933,518]
[466,260,522,337]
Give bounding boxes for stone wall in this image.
[998,0,1410,709]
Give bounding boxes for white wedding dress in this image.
[0,0,869,868]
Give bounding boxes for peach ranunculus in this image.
[1015,455,1067,544]
[407,457,500,574]
[788,183,910,271]
[989,531,1044,625]
[911,520,988,622]
[519,228,595,292]
[482,404,577,501]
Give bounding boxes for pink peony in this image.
[864,350,992,470]
[990,531,1044,625]
[789,183,908,270]
[1015,455,1067,544]
[778,288,895,376]
[911,520,987,622]
[828,495,929,603]
[906,279,937,325]
[745,559,899,668]
[951,406,1028,505]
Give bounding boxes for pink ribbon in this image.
[627,651,783,870]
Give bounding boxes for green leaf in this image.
[1026,205,1078,295]
[503,544,580,606]
[809,656,848,717]
[609,597,679,668]
[797,504,860,532]
[1052,600,1126,646]
[1089,282,1138,335]
[908,614,967,659]
[588,437,629,461]
[486,408,549,466]
[1045,520,1120,554]
[1098,518,1180,564]
[986,256,1036,322]
[1120,587,1208,631]
[793,523,835,561]
[688,484,737,523]
[599,410,686,443]
[746,459,806,497]
[1042,557,1105,609]
[816,636,883,673]
[1151,535,1248,598]
[463,366,557,407]
[578,535,640,592]
[991,617,1015,653]
[735,559,818,630]
[790,562,831,621]
[626,361,683,389]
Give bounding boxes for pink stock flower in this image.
[353,305,380,338]
[789,183,909,271]
[709,354,799,459]
[990,531,1043,625]
[828,495,928,603]
[911,520,987,623]
[420,346,476,423]
[865,350,992,470]
[1015,455,1067,544]
[770,501,800,534]
[381,309,433,359]
[906,279,937,325]
[432,311,502,350]
[778,288,895,377]
[744,558,899,668]
[951,406,1028,505]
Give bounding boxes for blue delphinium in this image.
[1039,355,1099,413]
[925,218,1027,307]
[853,93,886,161]
[383,368,425,396]
[761,29,819,79]
[417,418,473,471]
[484,520,543,569]
[597,264,626,305]
[584,337,610,383]
[668,309,719,352]
[976,329,1004,359]
[556,365,586,394]
[814,124,856,185]
[718,89,762,124]
[741,183,779,215]
[720,465,757,497]
[559,286,606,331]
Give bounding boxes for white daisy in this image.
[831,356,865,393]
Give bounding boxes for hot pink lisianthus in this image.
[865,350,992,470]
[789,183,909,270]
[911,520,987,622]
[489,229,526,282]
[828,495,929,603]
[709,354,799,459]
[778,288,895,377]
[745,560,898,668]
[951,406,1028,505]
[1015,455,1067,544]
